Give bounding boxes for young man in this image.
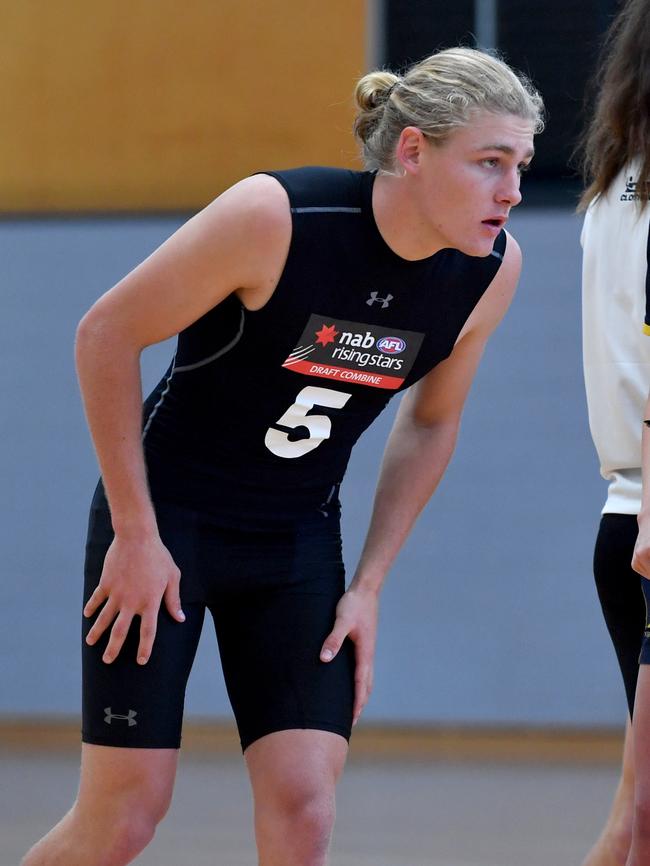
[23,47,542,866]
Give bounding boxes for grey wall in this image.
[0,204,622,728]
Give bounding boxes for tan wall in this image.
[2,0,366,212]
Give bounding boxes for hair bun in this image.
[353,71,400,144]
[355,71,400,112]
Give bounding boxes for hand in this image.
[633,513,650,580]
[84,532,185,665]
[320,586,379,726]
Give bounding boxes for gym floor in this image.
[3,734,621,866]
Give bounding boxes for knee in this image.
[83,791,172,866]
[269,784,336,859]
[633,797,650,841]
[104,790,174,864]
[293,792,336,845]
[19,800,166,866]
[99,815,157,865]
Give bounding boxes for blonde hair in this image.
[354,47,544,172]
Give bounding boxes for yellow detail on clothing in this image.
[643,323,650,336]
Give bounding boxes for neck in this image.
[372,172,444,260]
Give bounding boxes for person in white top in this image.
[579,1,650,864]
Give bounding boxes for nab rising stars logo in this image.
[282,313,424,390]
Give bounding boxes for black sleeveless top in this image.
[138,166,506,526]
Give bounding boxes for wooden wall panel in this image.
[0,0,365,212]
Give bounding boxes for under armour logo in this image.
[104,707,138,726]
[367,291,393,309]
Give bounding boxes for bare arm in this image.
[320,233,523,722]
[633,394,650,579]
[79,174,291,663]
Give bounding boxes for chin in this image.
[455,238,495,257]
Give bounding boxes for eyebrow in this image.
[476,143,535,160]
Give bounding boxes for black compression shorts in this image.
[594,513,646,716]
[81,486,355,751]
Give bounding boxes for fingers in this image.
[86,602,174,666]
[320,614,374,725]
[353,655,374,726]
[84,564,183,666]
[83,584,108,619]
[163,575,185,623]
[128,576,185,666]
[85,603,133,665]
[633,553,650,578]
[101,610,134,664]
[320,618,350,663]
[136,610,158,666]
[632,527,650,577]
[85,602,141,665]
[85,597,117,647]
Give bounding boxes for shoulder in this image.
[189,174,292,282]
[211,166,363,230]
[444,228,519,285]
[457,230,522,341]
[153,173,295,312]
[208,173,291,237]
[480,229,522,321]
[499,230,522,281]
[257,166,365,209]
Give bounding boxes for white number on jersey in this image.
[264,386,352,459]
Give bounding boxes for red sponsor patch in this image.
[283,314,424,389]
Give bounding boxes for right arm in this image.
[633,401,650,580]
[632,267,650,579]
[79,174,291,665]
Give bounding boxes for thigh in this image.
[210,517,355,752]
[594,513,645,715]
[77,743,179,819]
[638,577,650,667]
[81,491,207,749]
[633,666,650,800]
[245,729,348,805]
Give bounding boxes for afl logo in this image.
[376,336,406,355]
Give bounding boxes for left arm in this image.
[321,233,523,724]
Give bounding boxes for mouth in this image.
[481,217,507,229]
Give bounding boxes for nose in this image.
[496,170,522,207]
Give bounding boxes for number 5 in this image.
[265,385,352,459]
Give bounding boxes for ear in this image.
[395,126,427,175]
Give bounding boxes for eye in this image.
[518,162,531,176]
[481,157,499,168]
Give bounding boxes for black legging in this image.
[594,513,647,716]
